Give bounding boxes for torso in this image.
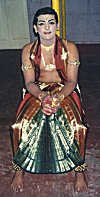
[29,37,69,83]
[39,69,61,83]
[38,44,61,83]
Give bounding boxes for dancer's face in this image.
[34,14,58,41]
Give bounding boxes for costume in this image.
[10,35,87,174]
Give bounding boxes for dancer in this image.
[10,7,88,193]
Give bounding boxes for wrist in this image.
[38,92,48,101]
[56,92,65,102]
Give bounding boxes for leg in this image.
[74,171,88,193]
[11,170,24,192]
[10,126,24,192]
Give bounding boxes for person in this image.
[10,7,88,193]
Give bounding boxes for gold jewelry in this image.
[68,59,80,67]
[38,92,48,101]
[75,163,87,172]
[44,63,56,71]
[41,53,56,71]
[12,161,21,171]
[56,92,65,102]
[21,63,33,71]
[41,43,54,51]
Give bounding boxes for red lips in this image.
[44,32,51,34]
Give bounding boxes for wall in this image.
[27,0,100,44]
[27,0,51,42]
[66,0,100,43]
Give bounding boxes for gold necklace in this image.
[41,43,54,51]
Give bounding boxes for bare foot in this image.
[11,170,24,192]
[74,172,88,193]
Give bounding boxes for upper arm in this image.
[66,41,80,83]
[21,43,35,85]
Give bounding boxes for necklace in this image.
[41,43,54,51]
[41,53,56,71]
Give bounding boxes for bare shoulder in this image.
[22,42,34,57]
[62,39,79,60]
[62,39,78,54]
[67,40,79,54]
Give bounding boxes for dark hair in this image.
[33,7,58,26]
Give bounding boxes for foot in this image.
[74,172,88,193]
[11,170,24,192]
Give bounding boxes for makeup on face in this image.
[36,14,58,43]
[37,18,56,26]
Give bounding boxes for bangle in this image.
[56,92,65,101]
[38,92,48,101]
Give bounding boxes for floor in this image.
[0,46,100,197]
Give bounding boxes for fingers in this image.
[41,94,61,115]
[42,104,52,115]
[42,110,52,115]
[42,105,59,115]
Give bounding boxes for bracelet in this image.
[38,92,48,101]
[56,92,65,102]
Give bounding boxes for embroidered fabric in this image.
[12,161,21,171]
[11,36,88,174]
[75,163,87,172]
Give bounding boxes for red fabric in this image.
[71,92,82,114]
[34,44,41,67]
[16,93,32,117]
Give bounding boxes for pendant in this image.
[45,64,56,71]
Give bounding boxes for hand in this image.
[42,103,53,115]
[41,94,60,115]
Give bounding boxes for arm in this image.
[60,41,80,97]
[22,43,52,115]
[22,43,43,98]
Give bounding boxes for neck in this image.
[40,36,56,47]
[41,43,54,51]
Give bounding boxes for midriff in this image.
[39,69,61,83]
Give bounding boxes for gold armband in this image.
[68,59,80,67]
[21,63,33,71]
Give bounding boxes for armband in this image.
[68,59,80,67]
[21,63,33,71]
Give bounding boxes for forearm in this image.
[25,81,43,98]
[60,81,77,97]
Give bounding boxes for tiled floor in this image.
[0,48,100,197]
